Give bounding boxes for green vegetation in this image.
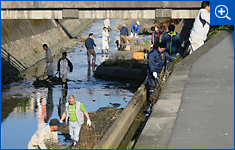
[207,25,234,41]
[16,97,31,113]
[33,48,38,54]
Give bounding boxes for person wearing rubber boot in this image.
[102,27,110,53]
[43,44,53,81]
[85,33,100,66]
[57,52,73,90]
[147,42,174,97]
[120,23,129,51]
[60,95,92,149]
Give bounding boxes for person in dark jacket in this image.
[57,52,73,90]
[147,42,174,97]
[120,23,129,51]
[161,24,181,58]
[85,33,100,66]
[151,24,160,51]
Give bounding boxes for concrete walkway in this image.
[134,31,234,149]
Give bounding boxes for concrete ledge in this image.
[95,65,146,82]
[155,9,172,19]
[134,30,233,149]
[62,9,79,19]
[95,79,148,149]
[1,10,63,19]
[1,1,201,9]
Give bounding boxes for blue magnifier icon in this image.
[215,5,231,20]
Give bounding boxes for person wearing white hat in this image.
[130,21,140,40]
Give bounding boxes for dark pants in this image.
[87,49,96,63]
[147,71,160,91]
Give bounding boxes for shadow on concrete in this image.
[1,46,26,84]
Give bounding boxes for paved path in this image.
[134,31,234,149]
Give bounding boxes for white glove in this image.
[47,63,50,66]
[151,44,153,48]
[153,72,158,79]
[87,119,91,126]
[59,120,63,123]
[176,53,180,57]
[97,47,101,50]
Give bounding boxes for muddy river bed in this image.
[1,19,153,149]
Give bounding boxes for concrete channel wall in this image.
[95,78,148,149]
[94,31,233,149]
[95,65,146,82]
[1,19,93,81]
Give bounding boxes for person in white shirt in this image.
[57,52,73,90]
[102,27,110,53]
[28,118,62,149]
[189,1,210,54]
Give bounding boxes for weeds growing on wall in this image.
[207,25,234,41]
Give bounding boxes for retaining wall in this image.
[95,78,148,149]
[1,19,93,82]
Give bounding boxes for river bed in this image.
[1,19,152,149]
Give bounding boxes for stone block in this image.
[155,9,172,19]
[62,9,79,19]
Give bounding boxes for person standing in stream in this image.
[85,33,100,66]
[43,44,53,82]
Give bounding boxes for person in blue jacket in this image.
[147,42,174,97]
[161,24,181,58]
[130,21,140,40]
[85,33,100,66]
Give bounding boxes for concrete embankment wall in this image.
[95,78,148,149]
[1,19,93,82]
[95,65,147,82]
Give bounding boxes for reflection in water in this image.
[1,19,142,149]
[102,53,109,62]
[58,90,68,119]
[36,88,47,130]
[87,66,95,95]
[36,88,54,129]
[45,88,53,123]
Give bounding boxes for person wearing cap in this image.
[102,27,110,53]
[119,23,129,51]
[60,95,91,148]
[130,21,140,39]
[147,42,174,97]
[189,1,210,54]
[28,118,62,149]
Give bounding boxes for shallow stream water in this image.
[1,19,152,149]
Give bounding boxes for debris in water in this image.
[104,93,110,96]
[76,92,84,94]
